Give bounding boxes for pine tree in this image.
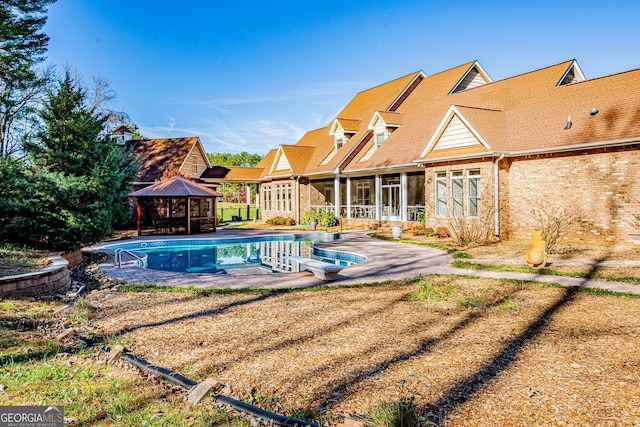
[13,70,138,250]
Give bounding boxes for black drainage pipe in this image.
[118,351,325,427]
[120,352,197,389]
[213,394,324,427]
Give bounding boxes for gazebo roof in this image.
[129,175,222,198]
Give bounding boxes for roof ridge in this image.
[353,70,423,95]
[132,136,199,142]
[454,105,503,112]
[558,66,640,86]
[423,61,477,79]
[481,59,575,85]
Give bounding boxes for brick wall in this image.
[506,147,640,243]
[419,148,640,243]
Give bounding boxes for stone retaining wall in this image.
[63,249,83,267]
[0,254,71,298]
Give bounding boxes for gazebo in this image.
[129,175,222,235]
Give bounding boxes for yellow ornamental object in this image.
[525,229,547,268]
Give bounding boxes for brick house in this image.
[196,59,640,243]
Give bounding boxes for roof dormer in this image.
[322,118,361,165]
[368,111,402,149]
[556,60,586,86]
[113,125,134,145]
[449,61,492,94]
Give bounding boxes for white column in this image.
[334,175,341,217]
[255,184,260,222]
[401,172,407,222]
[346,177,352,219]
[246,184,251,219]
[295,177,300,224]
[375,175,382,220]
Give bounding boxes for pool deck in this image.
[90,229,640,295]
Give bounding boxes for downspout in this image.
[494,154,505,240]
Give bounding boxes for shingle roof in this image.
[376,111,403,126]
[257,59,640,179]
[126,137,200,182]
[270,145,316,176]
[129,175,222,197]
[345,62,477,170]
[302,71,425,175]
[335,119,361,133]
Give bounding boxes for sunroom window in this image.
[451,171,463,217]
[467,170,481,217]
[435,172,447,217]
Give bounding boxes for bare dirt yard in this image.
[392,230,640,282]
[3,233,639,425]
[83,274,640,426]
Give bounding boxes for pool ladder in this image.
[113,248,147,268]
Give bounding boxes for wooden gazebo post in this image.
[186,196,191,235]
[136,202,141,236]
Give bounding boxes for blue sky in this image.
[44,0,640,155]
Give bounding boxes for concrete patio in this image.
[90,229,640,295]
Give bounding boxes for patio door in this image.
[382,177,401,220]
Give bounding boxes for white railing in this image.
[309,205,333,211]
[350,205,376,219]
[113,248,148,268]
[407,205,425,222]
[309,204,424,221]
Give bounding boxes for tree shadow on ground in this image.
[416,258,608,425]
[307,259,609,425]
[101,291,281,340]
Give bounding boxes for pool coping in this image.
[87,229,453,289]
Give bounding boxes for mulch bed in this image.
[86,276,640,425]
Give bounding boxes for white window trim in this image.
[375,131,388,150]
[450,171,463,218]
[467,170,481,218]
[435,172,447,217]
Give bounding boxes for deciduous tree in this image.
[0,0,56,156]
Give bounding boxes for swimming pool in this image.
[105,234,366,274]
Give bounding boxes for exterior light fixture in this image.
[564,116,572,130]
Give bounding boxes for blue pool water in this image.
[105,234,365,274]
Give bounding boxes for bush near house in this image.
[303,209,338,227]
[266,216,296,226]
[531,201,581,254]
[435,227,450,239]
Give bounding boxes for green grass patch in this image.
[497,295,519,312]
[452,260,640,285]
[407,277,509,311]
[367,232,472,259]
[366,396,434,427]
[408,279,458,303]
[66,297,93,327]
[0,354,250,426]
[122,282,284,295]
[217,203,259,222]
